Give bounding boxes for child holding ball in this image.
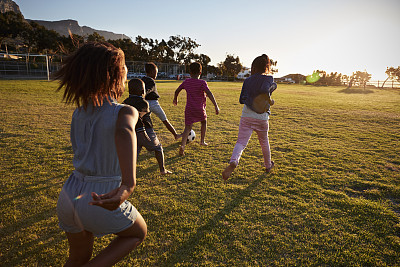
[222,54,277,181]
[173,62,220,156]
[54,42,146,266]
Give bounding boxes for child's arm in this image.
[138,102,150,118]
[173,87,183,106]
[267,94,275,106]
[90,106,138,211]
[205,90,220,115]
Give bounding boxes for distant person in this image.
[54,42,147,266]
[142,62,181,140]
[222,54,277,181]
[173,62,220,156]
[123,78,172,175]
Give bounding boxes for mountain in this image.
[0,0,130,41]
[0,0,21,14]
[28,19,130,41]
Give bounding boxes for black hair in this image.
[251,54,270,74]
[128,78,145,95]
[145,62,157,74]
[189,62,202,75]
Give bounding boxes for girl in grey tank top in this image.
[54,42,147,266]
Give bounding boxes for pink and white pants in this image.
[230,116,272,168]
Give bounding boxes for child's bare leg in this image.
[222,162,237,181]
[180,125,192,156]
[155,150,172,175]
[65,230,94,267]
[86,213,147,266]
[200,119,207,145]
[162,119,181,140]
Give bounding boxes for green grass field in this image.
[1,80,399,266]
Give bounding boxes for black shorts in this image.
[137,128,163,154]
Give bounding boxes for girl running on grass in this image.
[55,42,147,266]
[222,54,277,181]
[173,62,220,156]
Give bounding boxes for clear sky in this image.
[14,0,400,80]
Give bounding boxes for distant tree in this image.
[342,74,350,86]
[167,35,200,64]
[326,72,342,86]
[352,71,371,89]
[313,70,327,86]
[150,39,174,62]
[218,54,243,78]
[134,35,152,61]
[0,11,26,39]
[207,65,222,77]
[381,66,400,88]
[0,11,28,52]
[270,58,278,74]
[109,38,139,61]
[33,22,60,52]
[87,32,105,42]
[198,54,211,75]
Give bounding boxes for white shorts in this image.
[57,171,138,237]
[147,100,167,122]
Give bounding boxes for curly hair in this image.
[54,42,126,108]
[251,54,271,74]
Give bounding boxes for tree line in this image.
[1,11,397,84]
[306,68,400,88]
[0,11,255,77]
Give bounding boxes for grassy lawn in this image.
[0,80,399,266]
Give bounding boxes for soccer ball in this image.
[187,130,196,142]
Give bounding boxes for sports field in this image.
[1,80,399,266]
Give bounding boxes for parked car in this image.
[177,73,191,80]
[127,72,145,79]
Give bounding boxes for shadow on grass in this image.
[0,207,65,266]
[338,88,374,94]
[155,172,270,266]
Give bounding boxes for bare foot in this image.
[265,161,275,173]
[175,133,182,140]
[179,146,185,156]
[200,142,208,146]
[222,162,237,181]
[160,169,172,175]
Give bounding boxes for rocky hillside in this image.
[0,0,21,14]
[0,0,130,40]
[28,19,129,40]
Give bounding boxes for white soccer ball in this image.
[187,130,196,142]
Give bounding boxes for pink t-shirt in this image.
[177,78,210,125]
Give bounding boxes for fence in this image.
[125,61,185,79]
[0,52,185,80]
[0,53,62,80]
[366,80,400,89]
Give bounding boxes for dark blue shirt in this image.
[239,74,276,114]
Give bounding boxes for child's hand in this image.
[173,98,178,106]
[270,99,275,106]
[215,106,220,115]
[89,185,131,211]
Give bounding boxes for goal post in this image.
[0,53,52,80]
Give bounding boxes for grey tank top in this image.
[70,99,124,176]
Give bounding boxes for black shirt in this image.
[142,76,160,100]
[123,95,153,130]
